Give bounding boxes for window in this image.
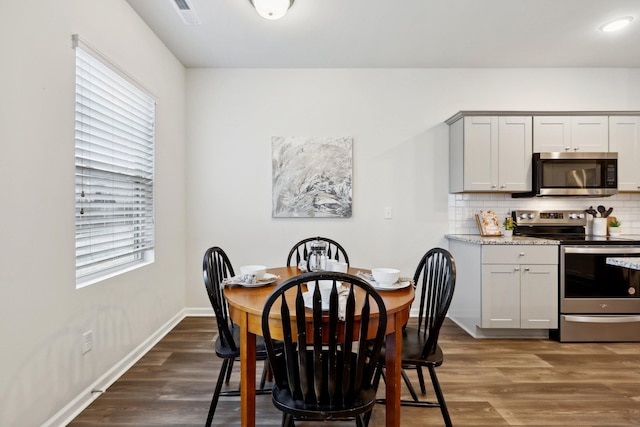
[74,37,155,287]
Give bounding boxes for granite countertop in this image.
[606,257,640,270]
[445,234,560,245]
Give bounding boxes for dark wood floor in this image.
[68,317,640,426]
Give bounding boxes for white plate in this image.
[370,280,412,291]
[227,272,279,287]
[302,291,330,310]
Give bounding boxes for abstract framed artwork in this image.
[272,136,353,218]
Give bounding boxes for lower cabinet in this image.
[447,240,559,337]
[481,263,558,329]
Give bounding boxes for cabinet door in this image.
[571,116,608,152]
[498,117,532,191]
[609,116,640,191]
[520,264,558,329]
[533,116,571,152]
[463,117,499,191]
[481,264,520,328]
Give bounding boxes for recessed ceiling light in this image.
[599,16,634,32]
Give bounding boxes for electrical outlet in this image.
[384,207,393,219]
[82,330,93,354]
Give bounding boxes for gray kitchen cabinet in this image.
[448,240,558,338]
[481,246,558,329]
[449,116,532,193]
[481,262,558,329]
[533,116,609,152]
[609,116,640,191]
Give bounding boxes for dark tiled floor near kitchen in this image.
[69,317,640,426]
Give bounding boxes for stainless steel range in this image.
[513,210,640,342]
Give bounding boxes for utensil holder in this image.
[593,218,607,236]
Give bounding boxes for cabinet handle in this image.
[573,147,579,151]
[519,252,525,256]
[514,267,520,271]
[565,147,570,151]
[524,267,530,271]
[492,185,497,188]
[501,185,506,188]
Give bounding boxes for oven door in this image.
[560,245,640,341]
[561,245,640,314]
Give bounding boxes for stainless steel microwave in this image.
[514,152,618,197]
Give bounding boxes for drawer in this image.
[482,245,558,265]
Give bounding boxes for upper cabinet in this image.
[447,111,640,194]
[609,116,640,191]
[533,116,609,152]
[449,115,532,193]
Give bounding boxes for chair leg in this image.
[206,358,231,427]
[259,359,268,389]
[416,366,427,395]
[401,369,420,402]
[372,363,383,391]
[225,358,234,385]
[428,364,452,427]
[282,413,295,427]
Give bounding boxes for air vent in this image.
[171,0,201,25]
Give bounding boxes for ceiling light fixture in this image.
[599,16,634,32]
[250,0,294,20]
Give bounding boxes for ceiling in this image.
[126,0,640,69]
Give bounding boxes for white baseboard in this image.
[43,310,187,427]
[184,307,214,317]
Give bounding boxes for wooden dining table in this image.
[223,266,415,427]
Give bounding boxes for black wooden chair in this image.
[202,246,273,426]
[285,236,350,267]
[375,247,456,427]
[261,272,386,427]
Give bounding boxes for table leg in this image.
[385,313,402,427]
[239,312,257,427]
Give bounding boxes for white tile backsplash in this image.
[448,193,640,235]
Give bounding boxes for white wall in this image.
[185,68,640,308]
[0,1,186,426]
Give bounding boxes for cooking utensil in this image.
[604,207,613,218]
[597,205,606,217]
[586,206,598,217]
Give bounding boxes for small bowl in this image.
[239,265,267,280]
[372,268,400,285]
[307,280,333,293]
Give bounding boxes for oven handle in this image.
[564,315,640,324]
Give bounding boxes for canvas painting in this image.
[272,136,353,218]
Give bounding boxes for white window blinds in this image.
[74,39,155,285]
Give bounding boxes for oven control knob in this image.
[528,213,535,219]
[569,213,577,219]
[520,213,528,219]
[577,213,585,219]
